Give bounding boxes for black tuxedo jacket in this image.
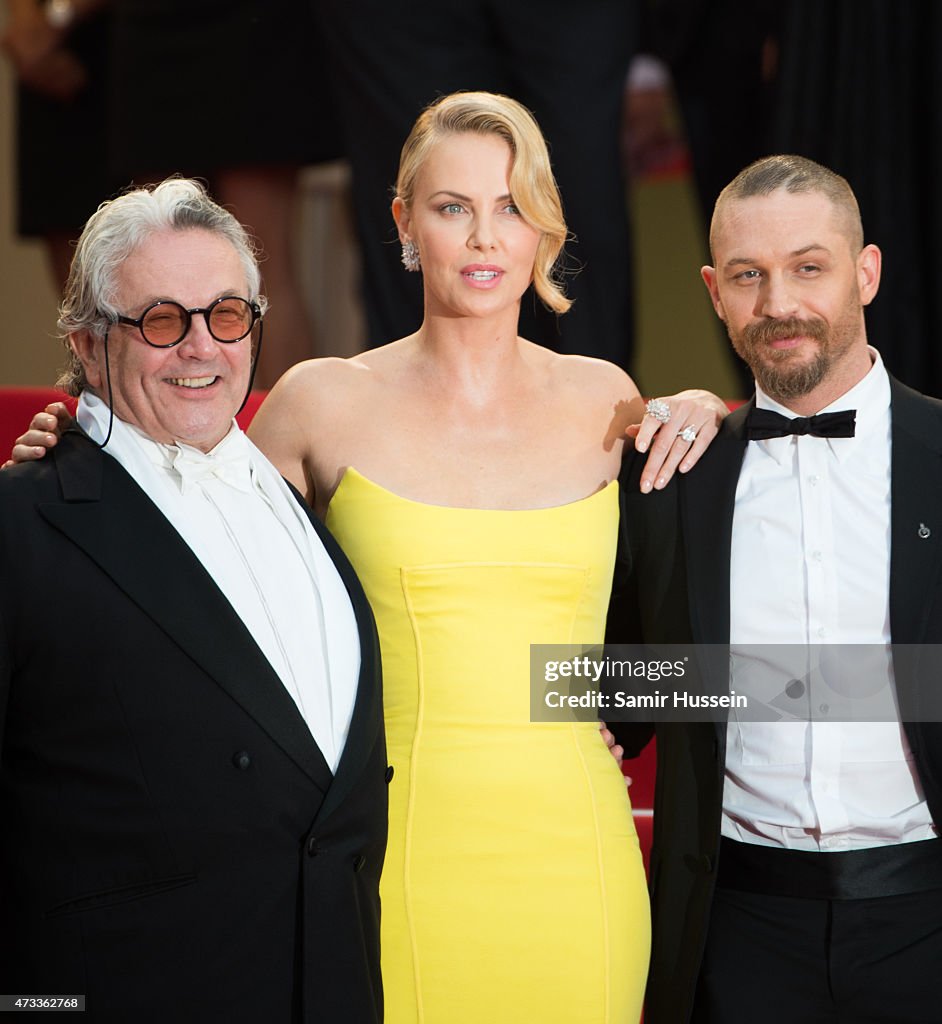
[607,376,942,1024]
[0,431,387,1024]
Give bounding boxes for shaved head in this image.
[710,155,864,260]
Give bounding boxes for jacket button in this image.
[699,854,714,873]
[385,765,395,784]
[353,855,366,873]
[232,751,251,771]
[306,837,321,857]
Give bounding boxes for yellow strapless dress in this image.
[326,470,649,1023]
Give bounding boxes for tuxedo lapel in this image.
[680,403,750,748]
[681,401,751,646]
[292,498,384,822]
[889,378,942,645]
[40,433,334,793]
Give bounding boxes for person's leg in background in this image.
[495,0,637,369]
[216,165,316,389]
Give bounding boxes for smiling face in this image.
[393,131,542,323]
[71,228,254,451]
[702,189,882,412]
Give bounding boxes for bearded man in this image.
[609,155,942,1024]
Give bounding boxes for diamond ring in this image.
[645,398,671,424]
[680,425,698,443]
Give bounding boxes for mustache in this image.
[741,317,829,346]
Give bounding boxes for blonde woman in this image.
[250,93,723,1022]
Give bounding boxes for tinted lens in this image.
[141,302,188,345]
[209,298,254,341]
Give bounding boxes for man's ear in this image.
[69,329,103,389]
[857,243,882,307]
[700,265,726,321]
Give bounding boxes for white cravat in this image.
[724,349,936,850]
[77,392,359,772]
[166,438,256,494]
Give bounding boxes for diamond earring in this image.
[401,239,421,272]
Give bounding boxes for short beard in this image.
[731,316,841,403]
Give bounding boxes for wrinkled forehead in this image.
[114,229,249,308]
[711,189,860,260]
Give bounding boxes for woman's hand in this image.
[2,402,72,469]
[628,389,729,493]
[599,720,632,788]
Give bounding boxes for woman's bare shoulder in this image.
[247,357,357,463]
[273,354,370,399]
[533,348,641,407]
[256,353,387,428]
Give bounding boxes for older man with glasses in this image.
[0,179,386,1023]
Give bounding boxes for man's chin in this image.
[753,361,829,402]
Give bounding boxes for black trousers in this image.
[318,0,637,369]
[693,867,942,1023]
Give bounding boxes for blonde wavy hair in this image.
[395,91,572,314]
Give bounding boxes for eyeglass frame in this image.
[108,296,263,349]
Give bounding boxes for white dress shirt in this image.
[723,349,936,850]
[78,393,359,772]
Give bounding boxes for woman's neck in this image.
[411,308,531,399]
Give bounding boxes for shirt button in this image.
[819,703,829,715]
[817,627,827,638]
[812,550,823,562]
[808,475,819,486]
[786,679,805,699]
[232,751,251,771]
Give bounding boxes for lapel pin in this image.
[919,523,931,539]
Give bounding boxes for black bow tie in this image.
[745,407,857,440]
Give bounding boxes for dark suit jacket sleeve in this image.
[606,452,655,757]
